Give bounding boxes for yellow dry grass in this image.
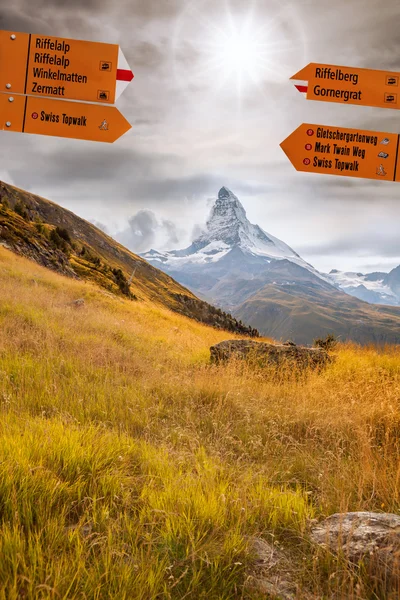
[1,246,400,599]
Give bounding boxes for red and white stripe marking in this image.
[294,83,308,97]
[116,48,134,100]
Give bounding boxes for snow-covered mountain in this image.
[141,187,400,344]
[142,186,328,285]
[328,267,400,306]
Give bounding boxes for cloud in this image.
[7,144,181,190]
[133,41,166,68]
[119,210,158,252]
[117,0,183,19]
[0,0,400,277]
[191,223,205,238]
[115,209,183,252]
[0,8,50,32]
[89,219,109,234]
[161,219,180,246]
[0,171,16,187]
[300,235,400,259]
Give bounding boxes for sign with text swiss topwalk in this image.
[0,30,134,105]
[280,123,400,182]
[0,94,131,143]
[292,63,400,111]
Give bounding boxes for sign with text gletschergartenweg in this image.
[0,30,134,105]
[0,93,131,143]
[280,123,400,182]
[292,63,400,111]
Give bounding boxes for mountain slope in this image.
[0,181,258,337]
[143,187,400,345]
[328,267,400,306]
[235,282,400,346]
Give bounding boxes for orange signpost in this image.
[292,63,400,110]
[0,93,131,143]
[280,123,400,182]
[0,30,134,105]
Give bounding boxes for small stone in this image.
[71,298,85,307]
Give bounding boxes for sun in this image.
[172,1,306,99]
[206,20,268,87]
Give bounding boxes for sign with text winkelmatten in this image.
[0,30,134,104]
[280,123,400,182]
[292,63,400,110]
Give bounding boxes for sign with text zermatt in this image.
[0,30,133,104]
[0,30,134,143]
[292,63,400,110]
[280,123,400,182]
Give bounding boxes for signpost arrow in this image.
[280,123,400,182]
[0,94,131,143]
[291,63,400,110]
[0,30,134,105]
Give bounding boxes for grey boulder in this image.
[311,512,400,573]
[210,339,331,368]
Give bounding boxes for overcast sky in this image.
[2,0,400,274]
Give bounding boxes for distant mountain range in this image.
[142,187,400,345]
[2,179,398,346]
[328,267,400,306]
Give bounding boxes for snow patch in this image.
[328,270,396,297]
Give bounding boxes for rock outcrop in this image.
[310,512,400,567]
[210,339,331,368]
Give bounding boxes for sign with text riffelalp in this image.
[280,123,400,182]
[0,30,134,104]
[0,93,132,143]
[292,63,400,111]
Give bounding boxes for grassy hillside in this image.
[0,181,258,338]
[235,281,400,345]
[1,247,400,598]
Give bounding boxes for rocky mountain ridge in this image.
[142,187,400,344]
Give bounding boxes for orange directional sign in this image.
[280,123,400,182]
[0,30,134,104]
[0,93,131,143]
[292,63,400,110]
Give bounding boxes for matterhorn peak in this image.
[207,187,248,227]
[218,186,235,199]
[142,187,323,281]
[215,187,243,211]
[199,187,249,247]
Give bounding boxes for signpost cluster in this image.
[281,62,400,182]
[0,30,134,143]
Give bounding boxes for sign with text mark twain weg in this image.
[0,30,134,104]
[292,63,400,110]
[0,94,131,143]
[280,123,400,182]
